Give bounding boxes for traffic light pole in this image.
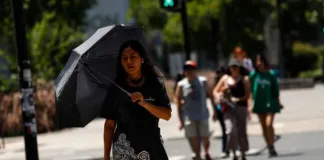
[11,0,39,160]
[180,0,191,60]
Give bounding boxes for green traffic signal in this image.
[322,26,324,34]
[163,0,174,7]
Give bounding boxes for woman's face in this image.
[256,56,265,70]
[229,65,239,75]
[121,46,143,75]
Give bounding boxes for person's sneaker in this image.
[268,147,278,157]
[220,151,230,158]
[233,157,238,160]
[205,153,212,160]
[241,156,247,160]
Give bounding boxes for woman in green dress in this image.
[249,55,282,157]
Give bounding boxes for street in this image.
[1,85,324,160]
[165,131,324,160]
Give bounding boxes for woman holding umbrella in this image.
[102,40,172,160]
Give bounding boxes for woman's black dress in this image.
[101,77,171,160]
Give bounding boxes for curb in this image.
[279,78,315,90]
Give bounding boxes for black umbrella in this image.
[54,24,147,129]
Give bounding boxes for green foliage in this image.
[282,0,324,41]
[128,0,324,64]
[127,0,168,31]
[298,69,322,78]
[162,0,223,52]
[28,12,85,80]
[293,42,320,56]
[292,42,321,77]
[0,0,95,92]
[221,0,273,56]
[128,0,273,57]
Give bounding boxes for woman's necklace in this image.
[126,76,145,87]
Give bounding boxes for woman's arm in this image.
[131,80,172,121]
[212,75,227,99]
[131,97,172,121]
[104,120,116,160]
[140,101,171,121]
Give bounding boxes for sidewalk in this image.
[1,86,324,159]
[0,105,317,160]
[0,103,260,160]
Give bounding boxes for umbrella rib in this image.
[84,65,131,97]
[83,66,104,85]
[88,54,119,59]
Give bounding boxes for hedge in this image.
[0,80,58,137]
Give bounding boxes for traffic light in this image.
[164,0,174,7]
[160,0,179,11]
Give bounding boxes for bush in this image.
[0,80,57,137]
[298,69,322,78]
[292,42,321,77]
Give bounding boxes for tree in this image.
[28,12,85,80]
[127,0,169,31]
[0,0,96,91]
[128,0,275,60]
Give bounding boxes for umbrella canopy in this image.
[54,24,147,129]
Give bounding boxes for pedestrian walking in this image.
[233,47,254,73]
[175,60,215,160]
[248,55,281,157]
[213,58,250,160]
[214,67,229,158]
[102,40,172,160]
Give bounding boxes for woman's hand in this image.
[130,92,144,105]
[230,97,239,103]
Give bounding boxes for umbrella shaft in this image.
[85,65,131,96]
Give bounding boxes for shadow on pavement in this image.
[212,156,225,160]
[246,151,303,158]
[276,152,304,158]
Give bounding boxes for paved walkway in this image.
[1,85,324,159]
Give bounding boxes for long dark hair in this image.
[115,40,163,83]
[215,66,227,85]
[254,54,270,72]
